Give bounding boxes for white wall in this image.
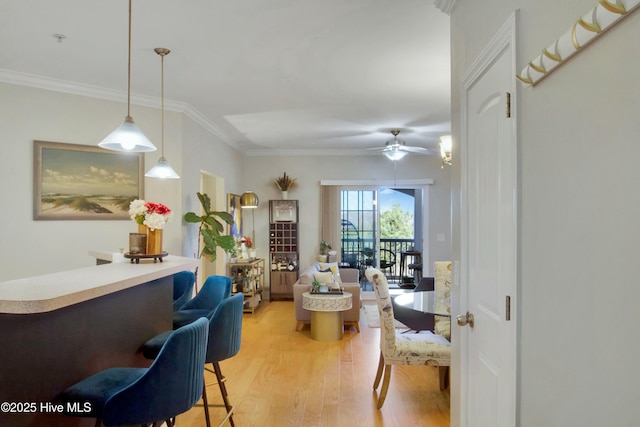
[179,115,245,260]
[0,82,246,280]
[0,83,177,279]
[243,153,452,277]
[0,82,452,295]
[451,1,640,425]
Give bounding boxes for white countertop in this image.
[88,250,127,263]
[0,255,199,314]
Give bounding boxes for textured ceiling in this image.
[0,0,451,155]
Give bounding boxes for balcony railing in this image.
[340,238,416,283]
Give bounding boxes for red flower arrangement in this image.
[241,235,253,248]
[129,199,173,230]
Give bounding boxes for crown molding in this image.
[245,148,382,157]
[320,179,434,186]
[434,0,456,15]
[0,68,241,151]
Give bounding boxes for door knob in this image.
[456,311,474,328]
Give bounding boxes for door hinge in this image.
[506,295,511,321]
[506,92,511,118]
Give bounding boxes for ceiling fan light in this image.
[145,157,180,179]
[383,147,408,161]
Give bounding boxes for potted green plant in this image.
[312,279,322,293]
[228,246,238,263]
[184,192,236,262]
[319,240,331,262]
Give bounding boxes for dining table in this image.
[393,290,451,318]
[392,289,451,334]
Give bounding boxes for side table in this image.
[302,291,352,341]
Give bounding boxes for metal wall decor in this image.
[517,0,640,86]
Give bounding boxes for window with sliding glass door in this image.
[339,187,421,288]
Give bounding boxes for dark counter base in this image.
[0,276,172,427]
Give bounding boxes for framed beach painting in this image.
[227,193,242,239]
[33,140,144,220]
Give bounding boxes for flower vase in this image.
[147,228,163,254]
[241,242,249,260]
[281,191,288,200]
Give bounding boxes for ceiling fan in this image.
[370,129,437,161]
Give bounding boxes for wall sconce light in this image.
[240,191,259,247]
[99,0,156,152]
[440,135,452,167]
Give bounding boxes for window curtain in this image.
[320,185,341,263]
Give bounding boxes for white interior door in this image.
[459,14,517,427]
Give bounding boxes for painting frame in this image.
[227,193,242,239]
[33,140,144,220]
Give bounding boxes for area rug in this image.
[362,304,409,329]
[361,291,376,301]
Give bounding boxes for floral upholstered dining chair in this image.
[365,268,451,409]
[433,261,452,340]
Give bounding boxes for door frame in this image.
[199,170,226,287]
[456,11,519,426]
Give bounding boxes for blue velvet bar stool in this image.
[173,275,231,329]
[143,293,244,427]
[57,317,209,427]
[173,270,196,311]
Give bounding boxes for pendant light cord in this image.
[127,0,132,119]
[160,51,165,156]
[154,48,171,156]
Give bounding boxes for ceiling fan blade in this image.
[401,146,438,155]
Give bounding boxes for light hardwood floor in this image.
[176,300,450,427]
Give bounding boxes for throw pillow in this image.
[313,271,335,284]
[318,262,342,283]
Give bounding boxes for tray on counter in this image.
[124,252,168,263]
[310,289,344,295]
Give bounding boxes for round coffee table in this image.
[302,291,352,341]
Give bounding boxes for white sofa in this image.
[293,264,361,332]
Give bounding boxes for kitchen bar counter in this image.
[0,255,198,427]
[0,255,198,314]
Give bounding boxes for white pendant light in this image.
[99,0,156,153]
[145,48,179,179]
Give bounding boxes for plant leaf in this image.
[197,192,211,214]
[212,211,234,225]
[203,216,224,233]
[184,212,202,223]
[217,235,236,251]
